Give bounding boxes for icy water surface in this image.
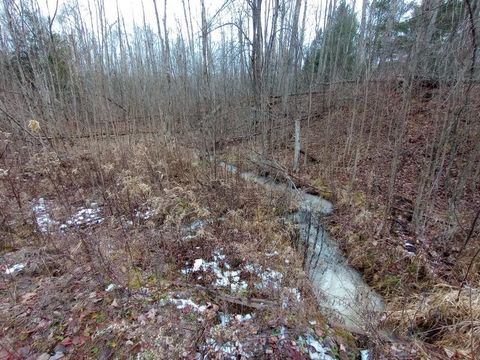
[219,161,384,331]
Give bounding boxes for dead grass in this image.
[0,136,363,359]
[387,285,480,356]
[215,85,480,357]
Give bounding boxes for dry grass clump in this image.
[387,285,480,355]
[327,197,480,357]
[1,137,362,358]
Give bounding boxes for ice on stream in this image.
[218,161,384,332]
[298,210,384,330]
[218,162,333,214]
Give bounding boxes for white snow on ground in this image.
[260,326,335,360]
[121,208,155,228]
[164,298,208,312]
[32,198,57,233]
[173,262,336,360]
[298,334,334,360]
[182,249,288,293]
[187,220,206,232]
[105,283,117,292]
[32,198,105,232]
[202,312,256,359]
[282,287,302,308]
[64,203,104,228]
[360,349,370,360]
[256,267,284,289]
[5,263,25,275]
[135,208,155,220]
[218,312,253,326]
[203,338,254,359]
[243,262,284,289]
[265,251,279,257]
[182,250,248,293]
[203,323,334,360]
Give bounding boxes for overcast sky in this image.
[39,0,363,42]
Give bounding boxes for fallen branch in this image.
[195,285,277,310]
[284,144,320,163]
[245,155,322,196]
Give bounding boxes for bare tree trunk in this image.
[358,0,368,72]
[250,0,264,150]
[290,0,302,171]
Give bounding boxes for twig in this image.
[104,95,128,113]
[457,207,480,257]
[464,0,477,91]
[195,284,277,310]
[457,243,480,301]
[0,106,36,140]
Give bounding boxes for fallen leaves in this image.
[21,291,37,304]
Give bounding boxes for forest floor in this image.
[1,86,479,359]
[219,87,480,358]
[0,139,379,359]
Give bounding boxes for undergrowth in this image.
[0,136,365,359]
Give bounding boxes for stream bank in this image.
[218,161,384,332]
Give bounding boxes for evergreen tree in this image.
[304,1,359,82]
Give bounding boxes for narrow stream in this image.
[219,161,384,332]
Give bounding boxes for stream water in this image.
[219,162,384,332]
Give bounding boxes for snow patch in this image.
[282,288,302,308]
[135,208,155,220]
[182,219,208,239]
[105,283,117,292]
[360,349,370,360]
[31,198,106,233]
[5,263,25,275]
[167,298,207,312]
[298,334,334,360]
[64,204,104,228]
[257,268,283,289]
[32,198,57,233]
[182,250,248,293]
[204,338,252,359]
[218,312,253,326]
[244,262,283,289]
[183,250,287,293]
[265,251,279,257]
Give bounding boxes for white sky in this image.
[40,0,363,42]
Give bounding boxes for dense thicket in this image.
[1,0,479,235]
